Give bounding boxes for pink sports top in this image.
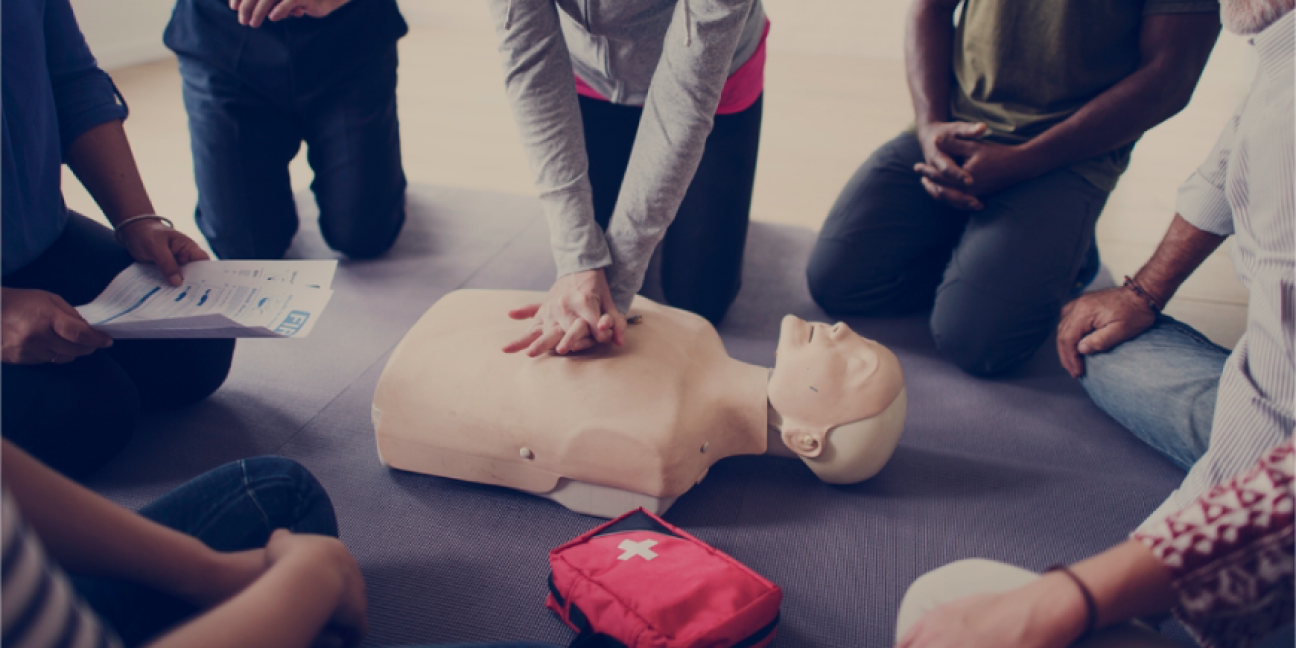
[574,20,770,116]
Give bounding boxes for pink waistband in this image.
[574,20,770,116]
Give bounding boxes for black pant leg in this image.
[302,45,407,259]
[578,95,640,231]
[930,166,1110,376]
[1,215,235,477]
[657,95,764,325]
[3,214,142,476]
[806,132,966,316]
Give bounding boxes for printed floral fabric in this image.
[1134,440,1294,648]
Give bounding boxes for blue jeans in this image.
[176,45,406,261]
[74,456,338,646]
[74,457,558,648]
[1079,315,1230,470]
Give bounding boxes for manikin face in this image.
[768,315,905,460]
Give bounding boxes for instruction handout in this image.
[76,260,338,339]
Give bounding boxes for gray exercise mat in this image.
[85,185,1291,647]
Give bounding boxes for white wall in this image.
[71,0,176,69]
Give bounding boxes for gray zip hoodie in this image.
[487,0,766,312]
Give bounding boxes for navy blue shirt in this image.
[164,0,407,100]
[1,0,128,275]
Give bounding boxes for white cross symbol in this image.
[616,539,659,561]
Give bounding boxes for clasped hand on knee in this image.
[502,269,627,357]
[914,121,1038,210]
[1056,287,1157,379]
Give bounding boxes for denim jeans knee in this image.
[1079,316,1229,470]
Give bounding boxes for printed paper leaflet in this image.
[76,260,337,339]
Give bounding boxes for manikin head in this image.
[768,315,907,484]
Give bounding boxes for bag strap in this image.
[570,631,626,648]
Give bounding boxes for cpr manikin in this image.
[372,289,907,517]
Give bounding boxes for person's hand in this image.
[116,219,208,287]
[172,548,269,609]
[915,122,1035,210]
[1056,286,1158,378]
[230,0,350,28]
[266,529,368,648]
[896,577,1086,648]
[0,288,112,365]
[914,120,984,209]
[503,269,628,357]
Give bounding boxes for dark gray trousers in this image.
[807,133,1110,376]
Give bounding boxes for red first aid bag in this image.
[546,508,782,648]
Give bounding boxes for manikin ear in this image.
[781,426,827,459]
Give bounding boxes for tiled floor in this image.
[64,2,1251,347]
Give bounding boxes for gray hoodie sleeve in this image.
[491,0,756,312]
[601,0,754,311]
[486,0,611,278]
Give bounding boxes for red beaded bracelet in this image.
[1123,275,1163,313]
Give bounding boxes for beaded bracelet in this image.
[1123,275,1163,313]
[113,213,174,245]
[1045,564,1098,641]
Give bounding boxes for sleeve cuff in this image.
[56,72,128,154]
[1176,171,1234,237]
[541,187,612,278]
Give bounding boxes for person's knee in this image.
[663,276,740,326]
[931,311,1047,377]
[241,456,339,536]
[169,339,236,406]
[318,188,406,260]
[6,370,140,479]
[806,238,911,316]
[203,214,295,261]
[1077,343,1136,400]
[806,247,853,314]
[53,403,138,479]
[930,283,1057,376]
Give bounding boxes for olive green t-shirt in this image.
[950,0,1219,191]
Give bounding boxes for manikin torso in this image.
[373,289,905,516]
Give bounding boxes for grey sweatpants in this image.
[807,132,1111,376]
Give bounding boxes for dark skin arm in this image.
[912,7,1221,208]
[1,120,212,366]
[906,0,980,189]
[64,120,208,286]
[1057,214,1226,377]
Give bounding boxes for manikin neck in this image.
[702,358,779,457]
[721,362,799,459]
[703,359,804,458]
[764,397,798,459]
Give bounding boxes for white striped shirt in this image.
[1141,11,1295,528]
[1,491,121,648]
